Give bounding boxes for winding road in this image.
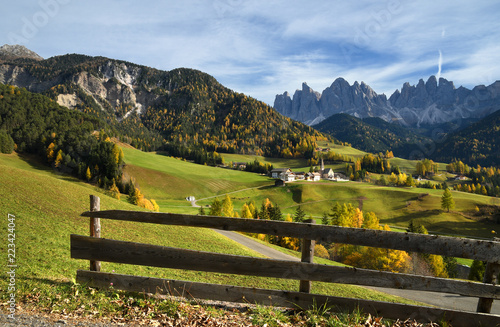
[214,230,500,314]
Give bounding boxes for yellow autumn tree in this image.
[46,142,55,162]
[241,203,253,218]
[331,206,411,273]
[222,194,234,217]
[85,166,92,181]
[107,180,121,200]
[151,199,160,212]
[54,149,63,168]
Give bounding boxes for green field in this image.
[118,146,498,239]
[1,151,421,316]
[2,143,498,320]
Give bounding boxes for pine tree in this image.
[268,204,283,221]
[294,206,306,223]
[441,188,455,212]
[198,206,206,216]
[209,198,223,216]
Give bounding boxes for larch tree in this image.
[441,188,455,212]
[241,203,253,219]
[221,194,234,217]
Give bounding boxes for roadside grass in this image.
[0,153,424,322]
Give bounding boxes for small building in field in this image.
[274,179,285,187]
[284,172,296,182]
[333,172,349,182]
[305,172,321,181]
[323,168,334,179]
[233,162,247,170]
[271,168,291,179]
[295,172,306,180]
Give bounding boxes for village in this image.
[269,159,350,185]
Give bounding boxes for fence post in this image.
[89,195,101,272]
[477,237,500,313]
[299,219,316,293]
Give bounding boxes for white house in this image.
[323,168,334,179]
[306,172,321,181]
[284,172,296,182]
[271,168,291,179]
[295,172,306,180]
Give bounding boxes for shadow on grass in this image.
[384,209,442,225]
[385,209,499,239]
[17,153,85,183]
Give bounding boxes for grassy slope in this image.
[121,146,273,212]
[0,152,412,305]
[121,146,498,240]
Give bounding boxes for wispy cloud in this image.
[2,0,500,104]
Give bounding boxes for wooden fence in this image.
[71,195,500,326]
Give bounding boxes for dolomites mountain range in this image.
[274,77,500,127]
[0,45,163,120]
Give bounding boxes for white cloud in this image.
[2,0,500,104]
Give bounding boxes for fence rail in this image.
[71,195,500,326]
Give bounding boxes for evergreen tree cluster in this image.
[142,78,326,158]
[449,160,500,197]
[1,55,330,160]
[0,84,123,187]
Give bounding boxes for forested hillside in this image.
[0,84,123,188]
[313,113,430,156]
[434,109,500,166]
[142,68,325,158]
[0,54,329,159]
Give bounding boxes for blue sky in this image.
[2,0,500,104]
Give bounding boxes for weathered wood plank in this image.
[300,219,315,293]
[477,262,500,313]
[70,235,500,299]
[89,195,101,272]
[80,210,500,263]
[76,270,500,327]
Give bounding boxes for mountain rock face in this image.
[0,53,157,118]
[0,44,43,61]
[274,76,500,127]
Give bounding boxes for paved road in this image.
[216,229,299,262]
[215,230,500,314]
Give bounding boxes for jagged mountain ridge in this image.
[274,76,500,127]
[0,47,325,157]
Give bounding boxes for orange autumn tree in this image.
[325,204,410,273]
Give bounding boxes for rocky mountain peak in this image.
[275,76,500,127]
[0,44,43,61]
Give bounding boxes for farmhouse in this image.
[323,168,334,179]
[271,168,291,179]
[284,172,296,182]
[232,162,247,170]
[305,172,321,181]
[295,172,306,180]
